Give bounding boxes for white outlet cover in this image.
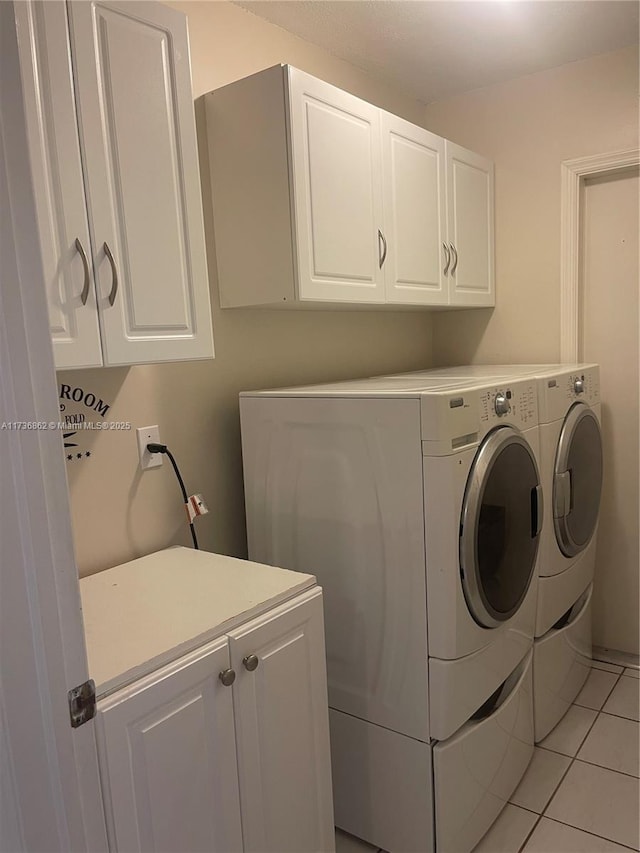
[136,426,163,470]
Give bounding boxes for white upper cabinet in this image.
[446,141,495,307]
[14,1,103,368]
[380,112,448,306]
[288,70,385,303]
[206,64,494,310]
[15,0,214,368]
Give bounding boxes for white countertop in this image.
[80,547,315,696]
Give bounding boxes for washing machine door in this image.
[553,403,603,557]
[460,426,542,628]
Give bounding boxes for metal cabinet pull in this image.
[450,243,458,276]
[243,654,259,672]
[75,238,91,305]
[219,668,236,687]
[442,242,451,276]
[378,229,388,268]
[103,242,118,306]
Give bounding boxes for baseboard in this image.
[593,646,640,670]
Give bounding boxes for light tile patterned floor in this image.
[335,662,640,853]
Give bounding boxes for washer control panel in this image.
[480,381,538,427]
[420,379,538,451]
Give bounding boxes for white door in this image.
[288,67,385,303]
[581,168,639,655]
[446,141,494,307]
[1,7,106,847]
[67,0,214,365]
[96,638,243,853]
[14,1,102,369]
[381,112,448,305]
[229,589,335,853]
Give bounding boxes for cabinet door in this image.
[95,638,243,853]
[446,141,495,307]
[67,1,214,366]
[288,67,385,304]
[381,113,448,305]
[229,588,335,853]
[14,1,102,369]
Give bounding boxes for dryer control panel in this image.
[538,364,600,423]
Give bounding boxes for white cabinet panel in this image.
[207,65,493,310]
[14,1,102,368]
[96,637,243,853]
[13,0,214,368]
[289,68,384,303]
[229,589,335,853]
[68,0,213,365]
[83,552,333,853]
[381,112,448,305]
[446,141,495,306]
[241,396,430,743]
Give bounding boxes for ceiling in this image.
[233,1,640,103]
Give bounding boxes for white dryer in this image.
[240,374,542,852]
[393,364,603,740]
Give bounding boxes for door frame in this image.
[559,148,640,362]
[1,4,107,850]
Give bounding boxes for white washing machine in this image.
[391,364,603,740]
[240,374,542,852]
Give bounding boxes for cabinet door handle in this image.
[450,243,458,276]
[243,654,259,672]
[219,668,236,687]
[75,238,91,306]
[378,230,387,268]
[442,242,451,276]
[103,242,118,306]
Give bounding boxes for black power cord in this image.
[146,442,199,550]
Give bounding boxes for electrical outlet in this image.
[136,425,163,470]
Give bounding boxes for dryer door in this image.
[553,403,603,557]
[460,427,542,628]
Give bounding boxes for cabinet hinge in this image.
[68,679,96,728]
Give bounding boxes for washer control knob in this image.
[494,392,510,416]
[573,377,585,395]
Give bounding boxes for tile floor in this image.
[335,660,640,853]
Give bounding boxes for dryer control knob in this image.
[494,393,510,416]
[573,378,585,395]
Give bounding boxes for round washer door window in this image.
[553,403,603,557]
[460,427,542,628]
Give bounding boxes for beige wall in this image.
[63,1,434,576]
[424,45,639,366]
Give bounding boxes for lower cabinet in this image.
[94,589,334,853]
